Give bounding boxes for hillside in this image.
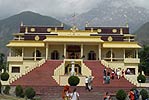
[0,11,70,56]
[60,0,149,32]
[135,22,149,45]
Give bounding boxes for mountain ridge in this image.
[0,11,70,55]
[59,0,149,33]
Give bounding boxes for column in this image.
[64,44,66,58]
[81,44,83,58]
[98,44,101,60]
[45,43,49,60]
[9,48,11,57]
[123,49,125,60]
[136,49,138,58]
[22,47,24,58]
[110,48,113,62]
[34,48,36,61]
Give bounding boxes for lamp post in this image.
[71,60,75,76]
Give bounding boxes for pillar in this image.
[136,49,138,58]
[64,44,66,58]
[81,44,83,58]
[46,43,49,60]
[98,44,101,60]
[34,48,36,61]
[123,49,125,59]
[22,47,24,57]
[9,48,11,57]
[110,48,113,62]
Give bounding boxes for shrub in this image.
[116,89,127,100]
[137,74,146,83]
[25,87,36,99]
[140,89,148,100]
[3,85,10,94]
[15,85,24,97]
[68,76,80,86]
[1,72,9,81]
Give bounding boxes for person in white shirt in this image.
[70,88,79,100]
[85,76,89,90]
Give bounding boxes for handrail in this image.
[9,59,45,84]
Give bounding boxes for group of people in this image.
[85,76,93,91]
[62,85,79,100]
[128,89,139,100]
[103,68,126,84]
[103,68,111,84]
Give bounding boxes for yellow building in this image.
[6,23,141,86]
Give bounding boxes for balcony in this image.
[124,58,140,64]
[7,56,23,62]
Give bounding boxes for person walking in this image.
[85,76,89,90]
[129,89,135,100]
[70,88,79,100]
[88,76,93,91]
[103,92,111,100]
[62,85,71,100]
[103,68,107,84]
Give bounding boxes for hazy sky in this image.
[0,0,148,19]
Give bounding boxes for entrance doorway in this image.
[66,45,81,59]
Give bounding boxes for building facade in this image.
[6,24,141,86]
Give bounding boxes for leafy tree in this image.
[0,53,9,94]
[25,87,36,99]
[140,89,149,100]
[0,53,5,71]
[116,89,127,100]
[15,85,24,97]
[68,76,80,86]
[139,45,149,75]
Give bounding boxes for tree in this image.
[116,89,127,100]
[139,45,149,75]
[0,53,5,71]
[0,53,9,94]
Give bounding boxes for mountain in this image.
[135,22,149,45]
[60,0,149,32]
[0,11,70,55]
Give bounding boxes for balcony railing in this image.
[124,58,140,63]
[7,56,23,62]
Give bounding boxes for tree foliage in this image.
[25,87,36,99]
[68,76,80,86]
[139,45,149,75]
[116,89,127,100]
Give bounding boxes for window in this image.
[12,67,20,73]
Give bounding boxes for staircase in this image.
[11,60,63,86]
[10,60,135,100]
[84,60,135,88]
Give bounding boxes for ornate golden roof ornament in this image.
[30,28,35,32]
[61,23,64,27]
[120,28,123,35]
[35,35,40,41]
[25,27,28,33]
[108,36,113,41]
[47,28,51,32]
[85,21,89,27]
[112,29,117,33]
[97,29,102,33]
[20,21,23,26]
[126,23,129,28]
